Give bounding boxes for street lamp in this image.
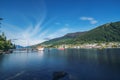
[0,18,3,34]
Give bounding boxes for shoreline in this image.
[44,42,120,49]
[0,50,13,54]
[47,47,120,50]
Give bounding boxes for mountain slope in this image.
[41,32,87,46]
[76,21,120,42]
[40,21,120,47]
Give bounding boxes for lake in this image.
[0,48,120,80]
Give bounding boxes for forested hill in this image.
[76,21,120,42]
[40,21,120,47]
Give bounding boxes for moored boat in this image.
[37,46,44,51]
[58,48,65,50]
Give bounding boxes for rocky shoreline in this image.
[0,50,13,54]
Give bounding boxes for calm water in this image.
[0,48,120,80]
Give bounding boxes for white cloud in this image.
[3,22,70,46]
[0,0,49,46]
[91,20,97,24]
[3,17,67,46]
[60,28,69,32]
[80,17,98,24]
[2,19,45,46]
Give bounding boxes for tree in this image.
[0,32,14,52]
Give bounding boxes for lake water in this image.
[0,48,120,80]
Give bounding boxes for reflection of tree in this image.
[0,55,5,69]
[95,49,120,65]
[62,49,120,65]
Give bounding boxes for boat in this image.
[37,46,44,51]
[58,48,65,50]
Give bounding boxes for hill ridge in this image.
[39,21,120,47]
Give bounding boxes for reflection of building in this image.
[38,50,44,57]
[37,46,44,51]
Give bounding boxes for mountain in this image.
[39,21,120,47]
[15,45,24,49]
[76,21,120,43]
[40,32,87,46]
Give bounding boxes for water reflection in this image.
[0,48,120,80]
[37,51,44,57]
[45,48,120,66]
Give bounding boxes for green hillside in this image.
[76,21,120,43]
[41,32,86,46]
[40,21,120,47]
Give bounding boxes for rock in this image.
[52,71,68,80]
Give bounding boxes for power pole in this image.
[0,18,3,34]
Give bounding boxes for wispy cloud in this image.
[2,18,46,46]
[2,16,62,46]
[80,17,98,24]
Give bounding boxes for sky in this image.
[0,0,120,46]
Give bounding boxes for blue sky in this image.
[0,0,120,46]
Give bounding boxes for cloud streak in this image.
[1,0,47,46]
[3,17,70,46]
[80,17,98,24]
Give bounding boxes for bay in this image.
[0,48,120,80]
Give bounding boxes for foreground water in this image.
[0,48,120,80]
